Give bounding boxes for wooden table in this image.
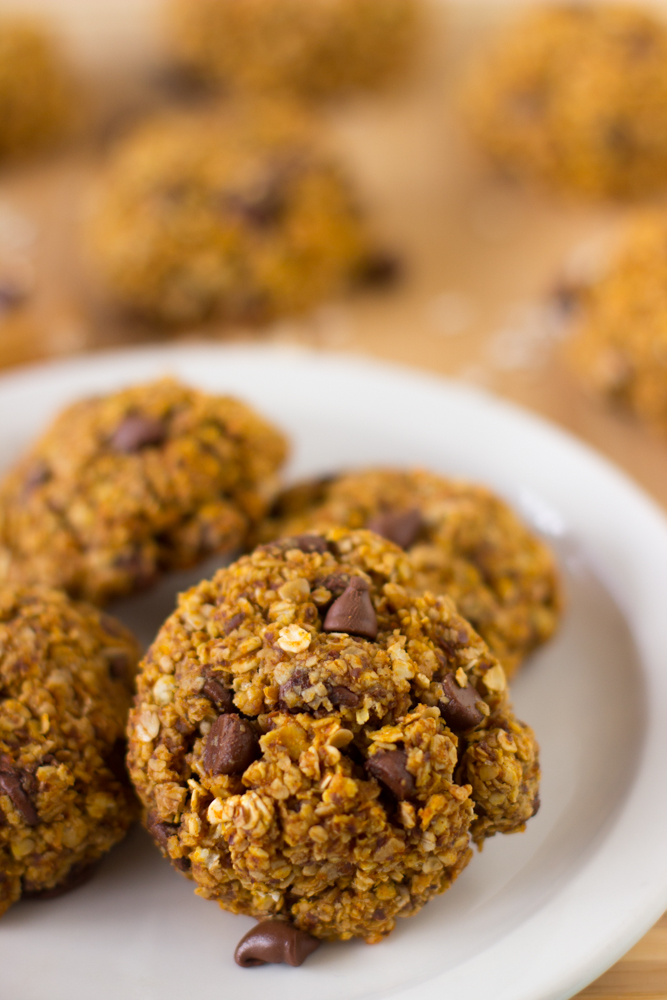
[0,1,666,994]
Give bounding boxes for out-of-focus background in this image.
[1,1,666,994]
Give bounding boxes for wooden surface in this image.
[1,2,667,995]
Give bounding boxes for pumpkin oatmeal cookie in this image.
[168,0,422,99]
[87,103,376,326]
[127,529,539,947]
[0,586,140,917]
[0,17,72,161]
[565,210,667,436]
[0,378,287,605]
[261,469,561,678]
[463,4,667,198]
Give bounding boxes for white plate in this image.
[1,343,666,1000]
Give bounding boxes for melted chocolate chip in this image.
[439,673,484,731]
[328,686,360,708]
[0,756,38,826]
[202,678,234,713]
[22,860,100,899]
[323,577,378,640]
[235,920,320,968]
[110,414,167,453]
[286,535,329,555]
[146,811,177,850]
[203,714,260,776]
[224,611,246,634]
[365,749,415,801]
[366,508,423,550]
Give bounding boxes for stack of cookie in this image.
[0,376,559,965]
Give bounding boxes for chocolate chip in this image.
[439,673,484,731]
[202,678,234,713]
[287,535,328,555]
[235,920,320,968]
[110,414,167,453]
[532,794,541,818]
[22,860,100,900]
[224,611,246,634]
[0,758,38,826]
[320,572,350,597]
[356,252,402,289]
[23,460,52,494]
[146,811,177,850]
[366,508,423,550]
[323,577,378,640]
[328,686,360,708]
[365,749,415,801]
[203,714,260,776]
[104,648,131,682]
[105,738,130,785]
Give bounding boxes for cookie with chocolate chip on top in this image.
[0,586,140,918]
[261,467,561,678]
[127,527,540,949]
[0,377,287,605]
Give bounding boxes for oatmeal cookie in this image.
[262,469,560,678]
[0,586,140,917]
[565,210,667,436]
[463,4,667,198]
[87,103,375,326]
[168,0,422,99]
[0,378,287,605]
[127,529,539,944]
[0,17,72,161]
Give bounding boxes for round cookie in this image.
[0,378,287,605]
[0,586,139,917]
[87,104,375,326]
[262,469,561,678]
[463,4,667,199]
[0,17,71,161]
[127,529,540,944]
[168,0,422,99]
[565,210,667,435]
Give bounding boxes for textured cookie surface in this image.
[0,17,71,161]
[87,103,374,325]
[262,469,560,678]
[0,378,287,605]
[463,3,667,198]
[168,0,421,98]
[128,529,539,943]
[0,586,140,917]
[566,210,667,436]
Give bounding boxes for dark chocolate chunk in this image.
[22,860,100,899]
[286,535,328,555]
[235,920,320,968]
[0,764,38,826]
[328,686,360,708]
[202,678,234,713]
[146,811,177,850]
[224,611,246,634]
[110,414,166,453]
[439,673,484,731]
[323,577,378,640]
[203,714,260,776]
[366,508,423,550]
[365,749,415,801]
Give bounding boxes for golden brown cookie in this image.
[86,103,376,325]
[0,378,287,605]
[0,586,140,918]
[168,0,422,99]
[565,210,667,435]
[463,4,667,198]
[0,17,72,161]
[261,469,561,678]
[127,529,539,944]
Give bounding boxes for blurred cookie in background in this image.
[166,0,423,100]
[462,3,667,199]
[0,17,73,163]
[564,210,667,436]
[84,101,385,326]
[262,467,561,678]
